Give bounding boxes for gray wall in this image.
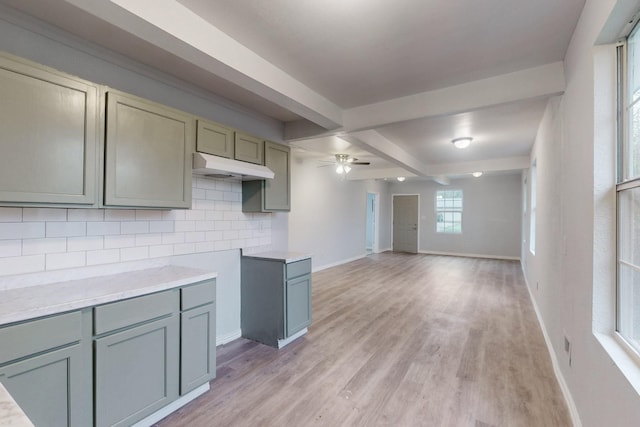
[389,174,522,259]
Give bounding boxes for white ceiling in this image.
[1,0,586,182]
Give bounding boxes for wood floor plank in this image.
[157,253,571,427]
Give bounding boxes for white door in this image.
[393,195,418,253]
[366,193,376,254]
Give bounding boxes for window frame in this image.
[529,160,537,255]
[434,189,463,234]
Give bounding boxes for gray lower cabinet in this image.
[93,290,179,427]
[241,256,311,347]
[0,52,99,207]
[104,90,193,209]
[242,141,291,212]
[180,280,217,395]
[0,310,92,427]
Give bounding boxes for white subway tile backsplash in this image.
[87,222,121,236]
[121,221,150,235]
[104,234,136,249]
[23,208,67,222]
[0,223,45,240]
[120,246,149,262]
[68,236,104,252]
[46,222,86,238]
[68,209,105,222]
[149,245,174,258]
[86,249,120,266]
[0,208,22,222]
[46,251,86,270]
[0,176,271,275]
[23,238,67,255]
[104,210,136,221]
[135,210,163,221]
[0,254,45,276]
[0,240,21,257]
[135,233,162,246]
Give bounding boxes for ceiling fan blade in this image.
[351,162,370,165]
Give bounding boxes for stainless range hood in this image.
[192,152,275,181]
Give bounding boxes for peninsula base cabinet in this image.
[241,255,311,348]
[0,279,217,427]
[0,310,92,427]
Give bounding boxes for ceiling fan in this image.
[322,154,370,174]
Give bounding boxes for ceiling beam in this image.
[346,167,416,181]
[64,0,344,129]
[425,156,531,176]
[342,62,565,132]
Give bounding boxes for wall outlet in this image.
[564,334,572,367]
[536,281,539,290]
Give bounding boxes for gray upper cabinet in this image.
[104,90,193,209]
[234,131,264,164]
[196,119,234,158]
[0,53,99,207]
[242,141,291,212]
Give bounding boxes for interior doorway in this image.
[366,193,377,254]
[392,194,419,253]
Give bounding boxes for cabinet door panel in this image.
[94,316,179,427]
[0,55,98,206]
[180,303,216,395]
[234,132,263,164]
[196,119,234,158]
[286,274,312,337]
[264,141,291,211]
[0,344,84,427]
[105,91,193,209]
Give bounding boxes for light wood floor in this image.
[158,253,571,427]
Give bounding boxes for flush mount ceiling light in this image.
[452,137,473,149]
[472,171,483,178]
[397,176,406,182]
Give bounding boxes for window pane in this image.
[627,102,640,180]
[628,27,640,103]
[618,263,640,353]
[619,187,640,267]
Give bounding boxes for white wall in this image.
[523,1,640,425]
[389,174,522,259]
[282,153,392,270]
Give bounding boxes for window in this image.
[435,190,462,233]
[617,24,640,354]
[530,160,537,254]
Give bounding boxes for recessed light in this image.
[452,137,473,149]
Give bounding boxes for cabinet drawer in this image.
[181,280,216,311]
[286,259,311,280]
[0,311,82,365]
[94,290,178,335]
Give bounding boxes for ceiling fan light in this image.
[344,165,352,174]
[336,164,344,174]
[452,137,472,149]
[472,171,483,177]
[397,176,406,182]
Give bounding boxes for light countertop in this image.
[0,383,33,427]
[0,265,217,326]
[242,251,311,264]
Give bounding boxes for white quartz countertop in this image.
[242,251,311,263]
[0,383,33,427]
[0,266,217,326]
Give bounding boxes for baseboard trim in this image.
[313,254,367,272]
[521,270,582,427]
[216,329,242,346]
[418,250,520,261]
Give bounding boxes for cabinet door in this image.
[94,315,179,427]
[0,54,98,206]
[234,132,264,164]
[196,119,234,158]
[286,274,312,337]
[180,303,216,395]
[0,344,86,427]
[263,141,291,211]
[104,91,193,209]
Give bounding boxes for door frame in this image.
[366,192,380,253]
[392,193,420,253]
